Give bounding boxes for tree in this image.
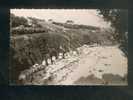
[66,20,74,24]
[10,13,28,27]
[48,19,53,22]
[97,9,128,56]
[28,17,43,28]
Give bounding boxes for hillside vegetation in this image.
[10,15,116,84]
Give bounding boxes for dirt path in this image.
[24,45,127,85]
[59,45,127,85]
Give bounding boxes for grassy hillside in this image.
[10,16,115,84]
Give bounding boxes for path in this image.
[23,45,128,85]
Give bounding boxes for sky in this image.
[10,9,111,28]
